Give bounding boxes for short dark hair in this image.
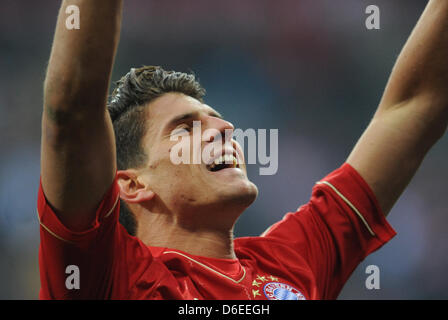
[107,66,206,236]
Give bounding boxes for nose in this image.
[204,116,234,143]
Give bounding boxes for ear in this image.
[116,170,155,204]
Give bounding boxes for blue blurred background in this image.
[0,0,446,299]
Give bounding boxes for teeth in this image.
[209,154,239,170]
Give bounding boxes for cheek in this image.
[164,167,213,207]
[151,143,212,192]
[153,161,199,191]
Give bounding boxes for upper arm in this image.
[41,105,117,231]
[40,0,121,231]
[346,96,447,216]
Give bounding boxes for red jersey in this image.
[37,163,396,300]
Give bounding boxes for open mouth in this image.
[206,154,240,172]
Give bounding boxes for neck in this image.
[136,212,237,260]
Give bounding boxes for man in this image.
[38,0,447,299]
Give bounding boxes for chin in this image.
[220,180,258,208]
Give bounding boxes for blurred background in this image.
[0,0,446,299]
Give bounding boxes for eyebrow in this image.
[164,110,224,133]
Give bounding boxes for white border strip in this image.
[316,181,376,237]
[37,194,120,243]
[37,210,75,244]
[105,194,120,218]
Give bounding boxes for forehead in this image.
[144,92,219,136]
[147,92,213,121]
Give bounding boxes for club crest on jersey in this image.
[263,282,306,300]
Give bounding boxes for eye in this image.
[171,124,191,136]
[179,123,193,131]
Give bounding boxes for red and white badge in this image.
[263,282,306,300]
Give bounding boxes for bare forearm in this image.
[347,1,448,217]
[44,0,123,118]
[379,0,448,116]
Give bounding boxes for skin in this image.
[42,0,121,230]
[117,93,258,258]
[42,0,448,261]
[347,0,448,215]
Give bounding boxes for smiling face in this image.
[135,92,258,229]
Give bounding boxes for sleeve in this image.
[261,163,397,299]
[37,176,153,299]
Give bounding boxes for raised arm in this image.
[347,0,448,216]
[41,0,122,230]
